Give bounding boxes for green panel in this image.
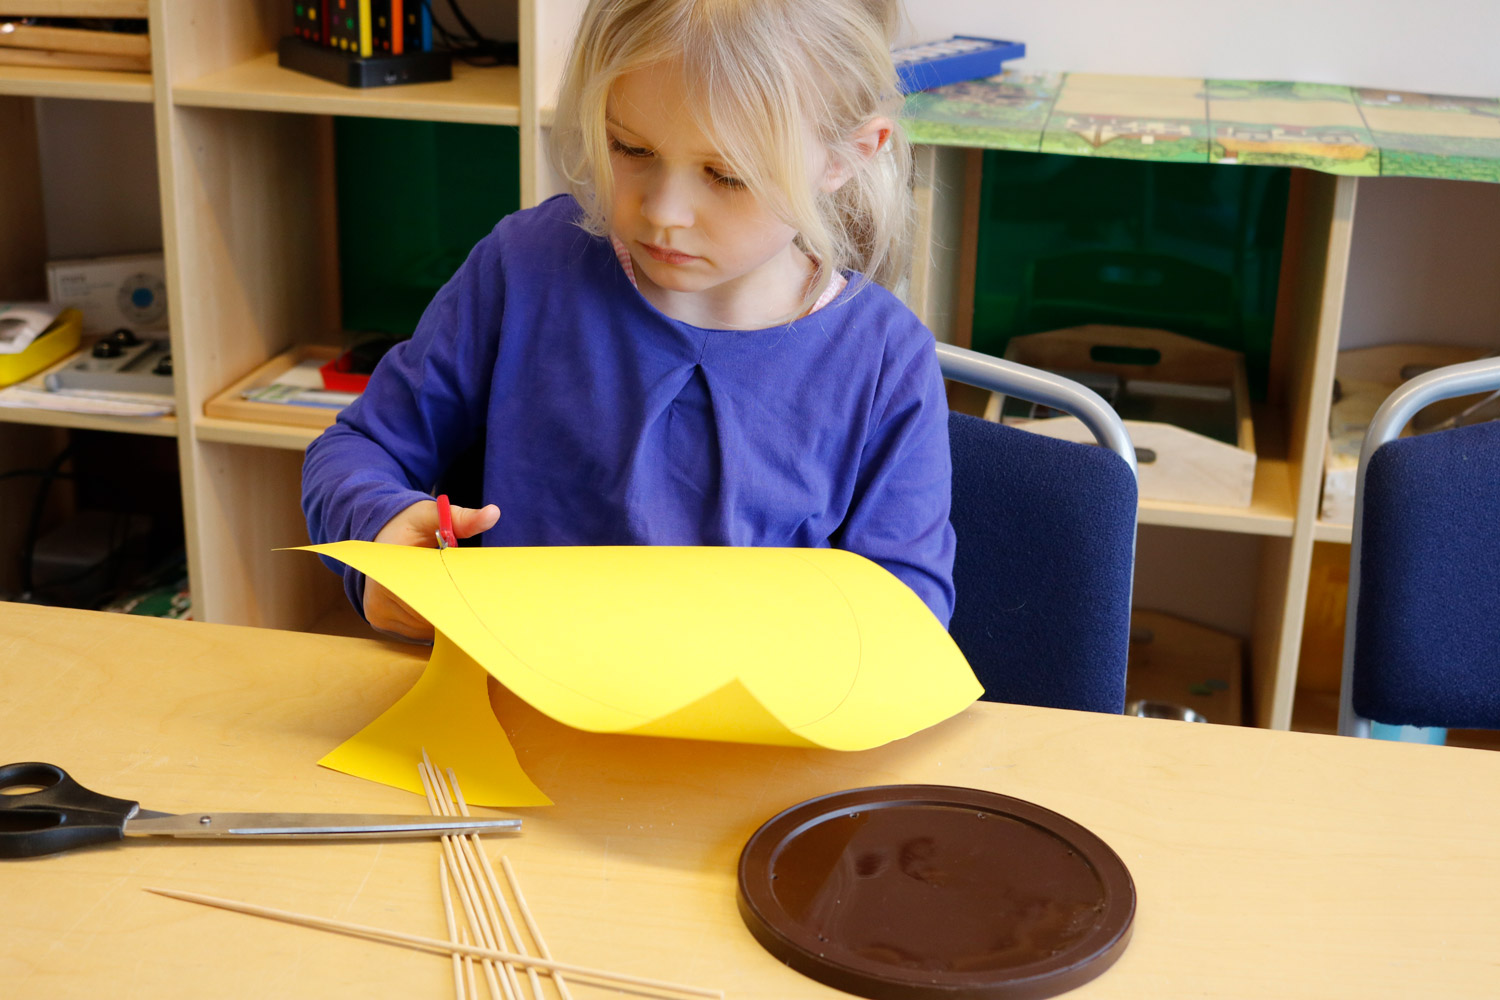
[971,150,1290,399]
[335,118,521,338]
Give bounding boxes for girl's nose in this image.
[639,168,694,230]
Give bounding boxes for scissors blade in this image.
[123,813,521,839]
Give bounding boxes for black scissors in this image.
[0,762,520,859]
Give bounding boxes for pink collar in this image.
[610,235,847,318]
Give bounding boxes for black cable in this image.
[420,0,516,66]
[422,0,463,48]
[442,0,485,45]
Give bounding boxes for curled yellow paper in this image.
[308,543,980,803]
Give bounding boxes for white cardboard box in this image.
[1320,344,1492,525]
[46,252,168,335]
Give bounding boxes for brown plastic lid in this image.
[737,785,1135,1000]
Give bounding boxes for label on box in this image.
[46,253,168,335]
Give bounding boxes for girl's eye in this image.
[608,137,651,158]
[708,167,746,190]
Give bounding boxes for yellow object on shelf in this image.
[0,308,82,387]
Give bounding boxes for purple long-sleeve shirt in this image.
[302,195,955,623]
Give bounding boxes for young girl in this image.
[302,0,955,641]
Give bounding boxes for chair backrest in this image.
[1339,356,1500,737]
[937,343,1138,714]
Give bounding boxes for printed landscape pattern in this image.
[904,71,1500,182]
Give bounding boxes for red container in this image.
[320,350,372,392]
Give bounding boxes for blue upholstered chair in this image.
[1338,356,1500,742]
[936,343,1139,714]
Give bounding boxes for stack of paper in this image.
[0,383,173,417]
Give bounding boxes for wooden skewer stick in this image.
[447,767,547,1000]
[143,887,724,999]
[462,926,480,1000]
[429,762,528,1000]
[457,834,530,1000]
[501,856,576,1000]
[425,778,504,1000]
[421,761,507,1000]
[422,761,516,1000]
[441,856,467,1000]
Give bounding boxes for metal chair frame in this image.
[935,342,1138,475]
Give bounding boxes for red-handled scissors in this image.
[435,493,457,549]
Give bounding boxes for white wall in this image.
[34,99,161,262]
[900,0,1500,99]
[1340,177,1500,349]
[1133,525,1260,637]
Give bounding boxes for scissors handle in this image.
[0,762,138,859]
[435,493,458,549]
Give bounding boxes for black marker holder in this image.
[277,36,452,89]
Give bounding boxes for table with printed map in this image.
[904,72,1500,182]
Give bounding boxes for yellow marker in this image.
[358,0,372,57]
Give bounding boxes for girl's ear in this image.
[821,116,894,193]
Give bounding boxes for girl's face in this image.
[604,60,831,329]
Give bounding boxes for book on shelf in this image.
[240,357,359,409]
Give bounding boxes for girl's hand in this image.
[362,499,500,641]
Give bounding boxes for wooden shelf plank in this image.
[0,64,151,100]
[201,346,342,433]
[0,339,176,437]
[0,23,149,57]
[174,53,519,125]
[0,1,146,16]
[0,405,175,436]
[1138,453,1295,536]
[1313,520,1353,544]
[194,415,321,450]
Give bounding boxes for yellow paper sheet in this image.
[310,543,980,803]
[318,632,551,806]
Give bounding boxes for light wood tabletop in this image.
[2,601,1497,999]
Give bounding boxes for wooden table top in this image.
[2,601,1498,999]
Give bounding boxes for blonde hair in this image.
[551,0,914,315]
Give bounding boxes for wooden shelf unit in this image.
[2,0,1487,734]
